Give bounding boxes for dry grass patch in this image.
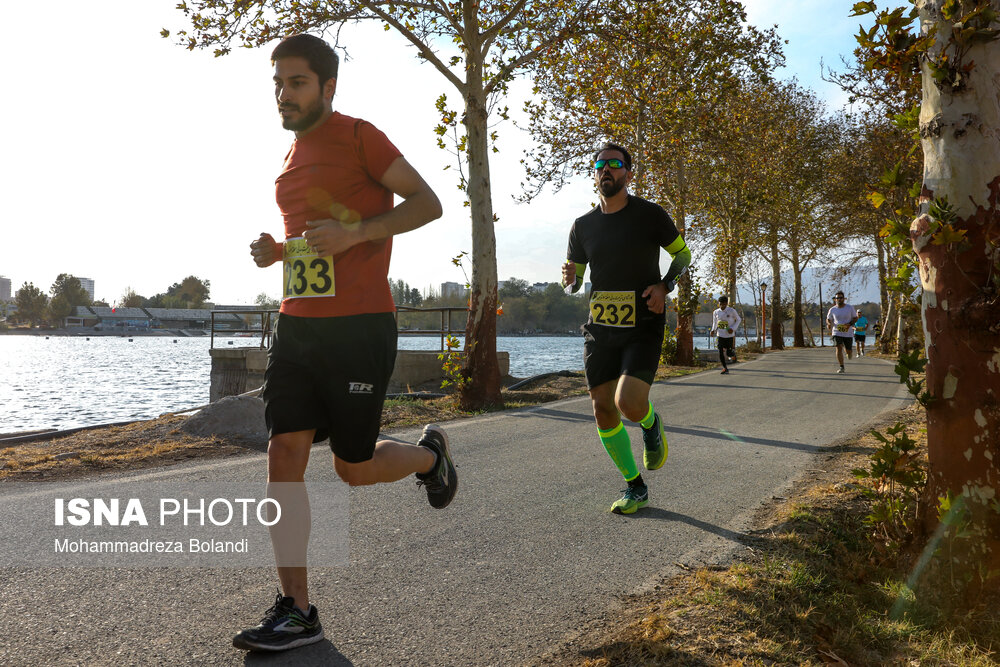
[546,402,1000,666]
[0,416,245,482]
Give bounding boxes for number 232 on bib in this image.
[283,237,336,299]
[590,291,636,328]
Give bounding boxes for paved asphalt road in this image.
[0,348,910,666]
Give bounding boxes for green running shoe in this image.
[642,412,668,470]
[611,485,649,514]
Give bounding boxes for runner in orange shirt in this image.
[233,34,455,653]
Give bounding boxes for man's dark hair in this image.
[271,34,339,84]
[593,142,633,171]
[718,295,729,304]
[835,290,845,298]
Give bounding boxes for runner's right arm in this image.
[562,261,587,293]
[250,233,281,268]
[564,220,587,293]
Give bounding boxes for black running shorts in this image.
[262,312,397,463]
[582,322,664,389]
[716,336,735,351]
[833,334,853,348]
[854,333,866,342]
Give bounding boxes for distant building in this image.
[77,277,95,301]
[212,304,262,311]
[694,312,714,334]
[66,306,99,328]
[0,275,10,302]
[440,282,468,298]
[89,306,151,330]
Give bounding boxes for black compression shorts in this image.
[262,312,397,463]
[582,322,664,388]
[716,336,735,351]
[833,334,853,348]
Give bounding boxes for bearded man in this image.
[561,142,691,514]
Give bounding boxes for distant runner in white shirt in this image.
[709,295,742,375]
[826,290,858,374]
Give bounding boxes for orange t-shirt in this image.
[275,112,402,318]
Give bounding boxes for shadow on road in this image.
[677,380,897,401]
[245,639,354,666]
[511,407,594,424]
[668,424,824,454]
[731,368,899,384]
[626,507,746,545]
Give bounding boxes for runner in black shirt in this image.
[562,142,691,514]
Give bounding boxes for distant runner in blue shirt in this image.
[854,310,869,357]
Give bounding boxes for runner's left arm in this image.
[643,220,692,314]
[659,236,691,293]
[302,156,442,257]
[730,308,742,332]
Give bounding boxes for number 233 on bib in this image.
[283,237,336,299]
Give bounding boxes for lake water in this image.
[0,333,831,433]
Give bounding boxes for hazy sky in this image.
[0,1,877,305]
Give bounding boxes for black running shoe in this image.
[415,424,457,508]
[233,591,323,652]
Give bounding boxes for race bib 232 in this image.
[590,291,636,328]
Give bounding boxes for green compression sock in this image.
[639,401,656,429]
[597,422,639,481]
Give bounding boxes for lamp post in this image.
[760,282,768,351]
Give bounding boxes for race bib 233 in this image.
[282,237,336,299]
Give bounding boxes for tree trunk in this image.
[880,295,896,354]
[673,156,695,366]
[791,245,805,347]
[876,232,889,323]
[458,39,501,409]
[726,247,738,305]
[912,0,1000,583]
[768,235,784,350]
[895,301,906,353]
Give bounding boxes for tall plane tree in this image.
[855,0,1000,587]
[910,0,1000,570]
[167,0,595,409]
[520,0,781,365]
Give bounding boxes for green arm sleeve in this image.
[662,236,691,285]
[563,262,587,293]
